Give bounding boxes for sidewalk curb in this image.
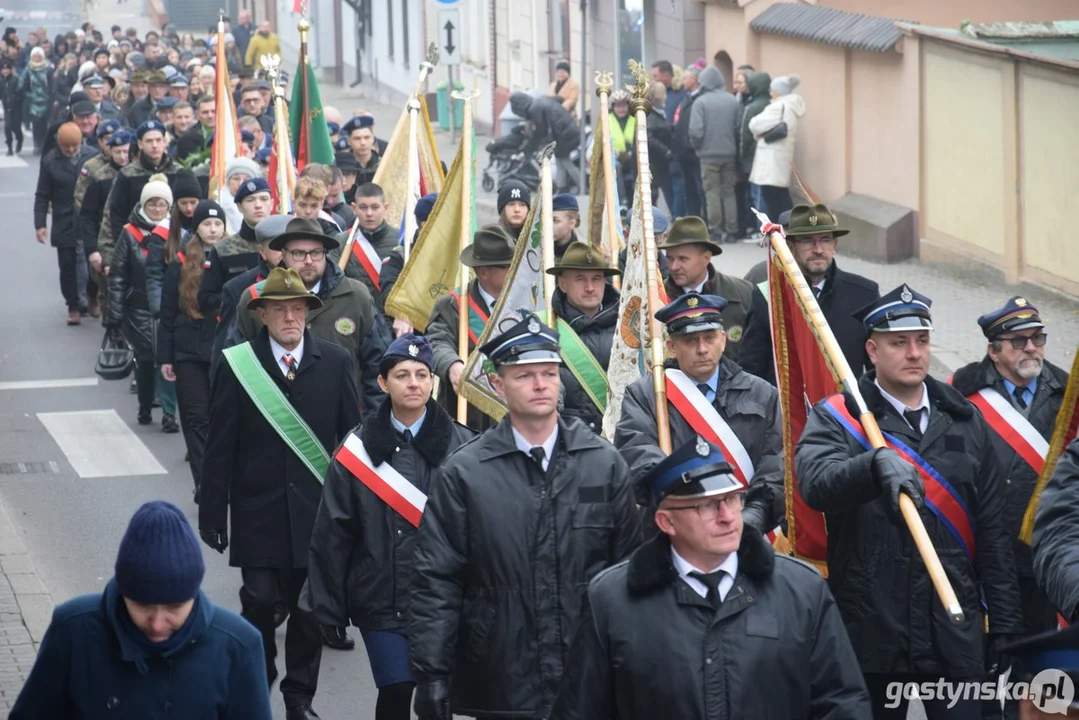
[0,497,52,648]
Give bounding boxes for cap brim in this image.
[669,320,725,337]
[785,227,850,238]
[459,247,512,268]
[658,239,723,256]
[870,316,933,333]
[268,230,341,252]
[662,472,743,502]
[545,264,621,277]
[998,320,1045,334]
[249,293,323,310]
[495,349,563,366]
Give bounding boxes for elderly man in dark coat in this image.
[199,267,361,720]
[409,313,642,720]
[550,439,871,720]
[615,291,785,536]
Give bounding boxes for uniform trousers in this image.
[240,567,322,709]
[864,673,982,720]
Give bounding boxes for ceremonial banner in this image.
[289,34,336,171]
[768,248,841,568]
[1020,349,1079,544]
[384,133,475,330]
[209,19,243,234]
[458,196,544,420]
[374,96,444,232]
[269,99,295,214]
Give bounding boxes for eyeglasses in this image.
[287,249,326,262]
[999,333,1047,350]
[664,493,744,520]
[789,235,836,247]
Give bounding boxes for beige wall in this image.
[848,48,919,211]
[818,0,1073,28]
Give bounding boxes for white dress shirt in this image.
[681,276,709,295]
[269,336,305,377]
[476,284,497,313]
[672,547,739,602]
[310,279,321,295]
[875,379,930,433]
[511,424,559,472]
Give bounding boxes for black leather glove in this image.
[986,633,1020,677]
[199,527,228,554]
[414,678,451,720]
[742,504,768,535]
[871,447,924,517]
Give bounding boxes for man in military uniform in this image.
[338,115,380,186]
[331,182,399,308]
[200,267,360,720]
[740,203,880,385]
[1034,437,1079,626]
[659,217,754,363]
[128,69,168,128]
[409,313,641,720]
[796,285,1024,719]
[549,241,620,433]
[198,177,272,318]
[80,129,133,319]
[550,438,871,719]
[615,292,784,536]
[427,224,515,430]
[232,217,388,421]
[953,296,1067,642]
[83,73,121,121]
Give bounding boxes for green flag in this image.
[290,46,336,169]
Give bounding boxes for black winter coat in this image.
[796,372,1025,677]
[34,146,97,248]
[550,530,871,720]
[645,110,677,189]
[409,416,642,717]
[1033,438,1079,623]
[105,153,193,244]
[210,259,272,378]
[157,240,218,365]
[510,93,579,157]
[105,208,168,360]
[303,398,476,631]
[552,286,618,433]
[952,357,1068,577]
[330,220,401,310]
[740,260,880,385]
[200,330,361,569]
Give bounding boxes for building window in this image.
[616,0,643,88]
[402,0,410,66]
[387,0,395,59]
[549,0,571,67]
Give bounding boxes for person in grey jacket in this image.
[688,66,741,244]
[1034,437,1079,625]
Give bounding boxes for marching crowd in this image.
[13,16,1079,720]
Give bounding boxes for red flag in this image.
[768,250,841,568]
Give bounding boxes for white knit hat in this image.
[225,157,261,181]
[770,75,801,96]
[140,173,174,207]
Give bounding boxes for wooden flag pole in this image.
[628,60,670,454]
[539,143,556,324]
[595,71,622,290]
[752,207,963,624]
[403,97,421,261]
[452,88,481,423]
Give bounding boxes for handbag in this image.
[95,329,135,381]
[762,106,788,144]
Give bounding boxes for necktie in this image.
[402,429,413,443]
[903,408,923,438]
[689,570,725,609]
[1013,386,1029,410]
[281,353,297,380]
[811,286,822,299]
[696,383,712,402]
[529,446,546,469]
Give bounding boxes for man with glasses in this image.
[952,299,1067,676]
[550,437,871,720]
[616,291,785,538]
[739,203,880,385]
[796,285,1024,719]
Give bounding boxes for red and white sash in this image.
[968,387,1048,474]
[351,235,384,291]
[334,433,426,527]
[665,369,755,486]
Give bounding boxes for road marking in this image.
[0,156,29,170]
[36,410,167,478]
[0,378,99,391]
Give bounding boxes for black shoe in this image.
[192,485,200,505]
[137,410,152,426]
[274,601,289,628]
[321,624,355,650]
[285,705,320,720]
[161,414,179,433]
[129,379,138,394]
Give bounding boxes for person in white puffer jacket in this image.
[748,74,805,222]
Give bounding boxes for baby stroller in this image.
[481,125,541,193]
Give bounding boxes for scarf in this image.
[117,593,202,672]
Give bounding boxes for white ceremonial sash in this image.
[335,433,427,527]
[968,387,1048,474]
[665,369,756,486]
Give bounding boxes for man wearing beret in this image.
[11,501,272,719]
[796,285,1023,719]
[953,297,1068,653]
[550,438,871,719]
[740,203,880,385]
[304,334,475,720]
[426,224,516,430]
[201,267,361,720]
[659,216,754,362]
[340,115,381,186]
[197,177,272,319]
[616,291,785,536]
[549,241,621,433]
[409,313,641,720]
[497,179,531,241]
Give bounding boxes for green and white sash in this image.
[223,342,330,484]
[556,318,609,414]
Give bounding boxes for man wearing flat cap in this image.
[550,437,871,720]
[660,215,754,362]
[616,291,785,537]
[232,216,389,423]
[201,267,361,720]
[740,202,880,385]
[549,241,620,433]
[796,284,1023,719]
[37,91,100,161]
[426,223,516,430]
[304,334,475,719]
[953,297,1067,650]
[409,313,641,720]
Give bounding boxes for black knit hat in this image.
[497,180,531,215]
[192,199,225,230]
[114,501,205,605]
[172,172,203,201]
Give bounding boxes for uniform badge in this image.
[1015,297,1028,307]
[727,325,744,342]
[686,296,699,308]
[900,286,913,304]
[695,435,710,457]
[283,275,293,288]
[335,317,356,336]
[809,214,818,226]
[408,343,419,358]
[585,249,594,264]
[246,180,256,193]
[527,316,541,334]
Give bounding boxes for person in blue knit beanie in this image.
[10,501,272,719]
